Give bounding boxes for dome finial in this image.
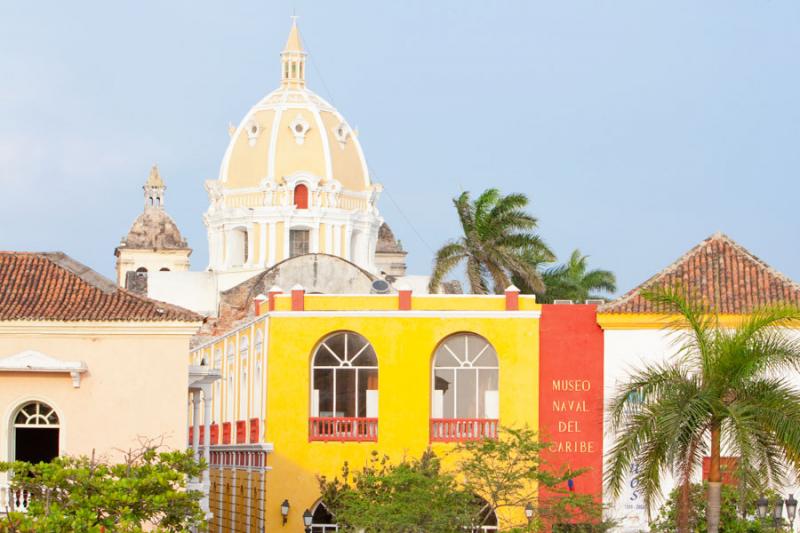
[143,165,166,210]
[281,17,306,88]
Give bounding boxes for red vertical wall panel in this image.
[539,305,604,517]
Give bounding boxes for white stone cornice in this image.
[0,350,88,388]
[0,321,202,336]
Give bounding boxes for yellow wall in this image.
[192,295,542,530]
[264,311,539,530]
[226,110,274,189]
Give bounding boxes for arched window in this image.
[310,501,338,532]
[294,183,309,209]
[159,267,170,272]
[310,332,378,441]
[136,267,148,273]
[431,333,499,441]
[472,497,498,532]
[227,228,248,266]
[13,401,59,464]
[239,335,249,420]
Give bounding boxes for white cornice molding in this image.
[0,350,88,388]
[0,321,202,336]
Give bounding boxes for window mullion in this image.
[332,368,337,417]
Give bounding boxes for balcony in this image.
[309,417,378,442]
[430,418,498,442]
[0,479,30,514]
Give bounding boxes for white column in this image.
[191,392,201,462]
[333,224,341,257]
[311,223,320,253]
[259,222,267,267]
[268,223,276,267]
[344,223,352,261]
[246,223,255,267]
[283,223,290,259]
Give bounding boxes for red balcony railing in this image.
[309,417,378,442]
[430,418,498,442]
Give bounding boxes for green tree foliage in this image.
[318,449,475,532]
[429,189,553,294]
[605,286,800,533]
[320,427,614,532]
[650,482,785,532]
[0,443,204,533]
[457,427,608,531]
[535,249,616,304]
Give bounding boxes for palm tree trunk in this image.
[707,424,722,533]
[677,479,691,533]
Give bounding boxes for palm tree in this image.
[536,249,616,303]
[428,189,553,294]
[605,287,800,533]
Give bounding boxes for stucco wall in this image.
[0,325,194,463]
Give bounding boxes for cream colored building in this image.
[0,252,203,514]
[116,20,414,322]
[205,20,384,278]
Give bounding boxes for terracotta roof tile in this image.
[0,252,203,322]
[600,233,800,314]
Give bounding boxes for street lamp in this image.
[757,495,769,519]
[524,502,534,524]
[303,508,313,533]
[280,499,290,526]
[772,497,785,528]
[787,494,798,528]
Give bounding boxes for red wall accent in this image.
[188,426,193,446]
[210,423,219,445]
[222,422,232,444]
[236,420,247,443]
[702,457,739,486]
[291,289,305,311]
[539,305,604,515]
[398,290,412,310]
[249,418,260,443]
[293,184,309,209]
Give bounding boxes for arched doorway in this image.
[12,401,59,463]
[310,501,338,532]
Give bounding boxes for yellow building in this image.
[204,19,387,280]
[190,287,540,531]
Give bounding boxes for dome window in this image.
[289,114,310,145]
[333,122,350,148]
[245,120,260,147]
[293,184,309,209]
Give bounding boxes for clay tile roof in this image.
[0,252,203,322]
[600,232,800,314]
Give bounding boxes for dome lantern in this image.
[281,17,306,89]
[144,165,166,209]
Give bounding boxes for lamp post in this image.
[280,499,290,526]
[757,495,770,520]
[524,502,534,529]
[303,508,313,533]
[788,494,798,529]
[773,497,785,528]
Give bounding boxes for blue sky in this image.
[1,1,798,296]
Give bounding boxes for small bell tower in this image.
[280,17,307,89]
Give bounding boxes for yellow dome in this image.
[219,20,372,194]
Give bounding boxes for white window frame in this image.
[432,333,499,420]
[310,332,378,419]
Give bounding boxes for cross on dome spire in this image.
[281,17,306,88]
